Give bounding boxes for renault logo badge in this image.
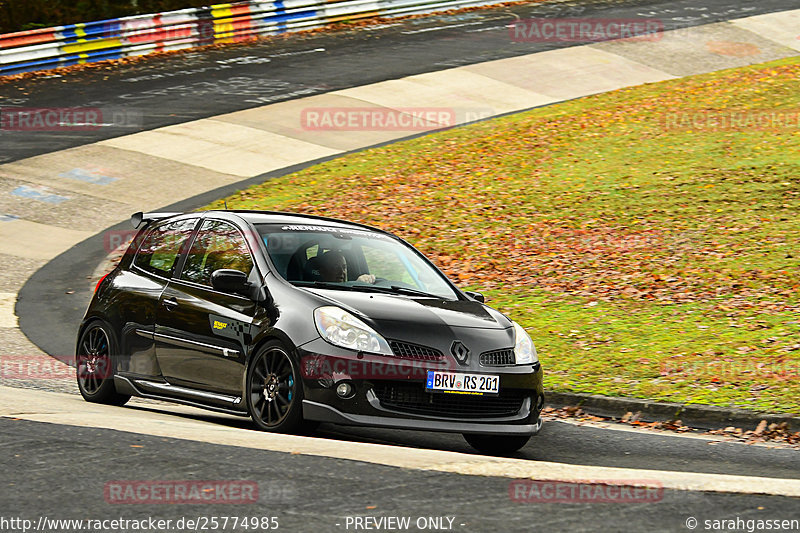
[451,341,470,365]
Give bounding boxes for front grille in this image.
[480,348,515,366]
[388,340,444,362]
[372,381,526,419]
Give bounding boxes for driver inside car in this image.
[318,250,376,284]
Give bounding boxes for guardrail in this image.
[0,0,503,76]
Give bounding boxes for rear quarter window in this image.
[134,218,197,278]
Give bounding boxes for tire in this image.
[246,340,305,433]
[76,321,130,406]
[463,433,531,455]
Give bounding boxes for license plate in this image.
[426,371,500,395]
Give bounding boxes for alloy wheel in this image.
[77,325,111,395]
[249,347,297,427]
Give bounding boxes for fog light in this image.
[336,381,354,398]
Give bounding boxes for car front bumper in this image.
[303,399,543,435]
[297,338,545,436]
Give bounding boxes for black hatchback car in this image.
[77,210,544,454]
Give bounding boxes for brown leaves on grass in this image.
[225,59,799,310]
[284,193,797,310]
[543,407,800,445]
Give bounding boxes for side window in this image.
[181,220,254,287]
[134,218,197,278]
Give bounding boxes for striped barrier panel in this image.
[0,0,502,76]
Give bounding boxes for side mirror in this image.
[464,291,485,303]
[211,269,248,294]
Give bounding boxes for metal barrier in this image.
[0,0,502,76]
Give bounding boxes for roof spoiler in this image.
[131,211,182,229]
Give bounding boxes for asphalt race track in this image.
[3,417,800,532]
[1,0,799,531]
[0,0,795,163]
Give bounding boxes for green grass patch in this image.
[207,56,800,413]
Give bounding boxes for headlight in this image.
[512,321,538,365]
[314,306,393,355]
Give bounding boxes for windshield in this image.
[256,224,459,300]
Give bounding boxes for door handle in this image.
[162,297,178,310]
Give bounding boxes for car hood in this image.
[305,289,510,331]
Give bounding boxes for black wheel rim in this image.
[77,326,110,394]
[250,348,296,427]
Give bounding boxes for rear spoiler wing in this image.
[131,211,182,229]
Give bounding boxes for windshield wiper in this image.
[351,284,439,298]
[390,285,440,298]
[294,281,353,291]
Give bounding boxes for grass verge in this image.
[207,56,800,413]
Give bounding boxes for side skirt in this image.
[115,375,249,417]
